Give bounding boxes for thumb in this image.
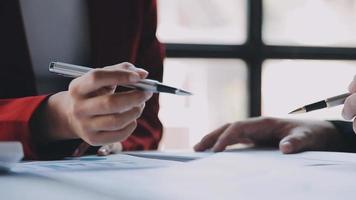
[97,142,123,156]
[279,127,312,154]
[348,75,356,93]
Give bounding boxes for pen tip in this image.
[288,107,306,114]
[176,89,193,96]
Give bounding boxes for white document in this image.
[0,142,23,171]
[32,149,356,200]
[13,154,180,173]
[125,150,213,162]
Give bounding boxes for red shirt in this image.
[0,0,164,160]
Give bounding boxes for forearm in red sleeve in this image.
[0,95,48,159]
[122,0,164,150]
[122,95,163,150]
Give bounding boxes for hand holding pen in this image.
[43,62,154,156]
[48,62,192,156]
[289,93,350,114]
[290,75,356,133]
[342,76,356,133]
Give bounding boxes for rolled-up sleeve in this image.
[0,95,48,159]
[122,0,164,151]
[330,120,356,152]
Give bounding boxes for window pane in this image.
[263,0,356,47]
[262,60,356,120]
[159,59,248,149]
[157,0,247,44]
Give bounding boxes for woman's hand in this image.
[194,117,345,154]
[43,62,153,146]
[342,75,356,133]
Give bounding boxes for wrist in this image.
[44,91,76,141]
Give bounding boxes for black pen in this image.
[289,93,350,114]
[49,62,192,96]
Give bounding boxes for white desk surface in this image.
[2,149,356,200]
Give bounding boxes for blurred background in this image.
[156,0,356,149]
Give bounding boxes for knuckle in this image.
[102,96,117,111]
[120,62,135,70]
[115,71,132,84]
[72,104,85,118]
[68,80,80,96]
[88,69,103,84]
[260,117,276,125]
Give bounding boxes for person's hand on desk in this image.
[342,75,356,133]
[194,117,347,154]
[40,62,153,149]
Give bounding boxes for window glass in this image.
[157,0,247,44]
[262,59,356,120]
[263,0,356,47]
[159,59,248,149]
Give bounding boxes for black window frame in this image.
[163,0,356,117]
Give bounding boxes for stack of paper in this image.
[0,142,23,171]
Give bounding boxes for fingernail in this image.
[193,144,201,151]
[135,68,148,74]
[280,141,293,154]
[98,148,109,156]
[129,74,140,82]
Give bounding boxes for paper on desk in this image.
[0,142,23,172]
[125,150,213,162]
[13,154,180,173]
[36,149,356,200]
